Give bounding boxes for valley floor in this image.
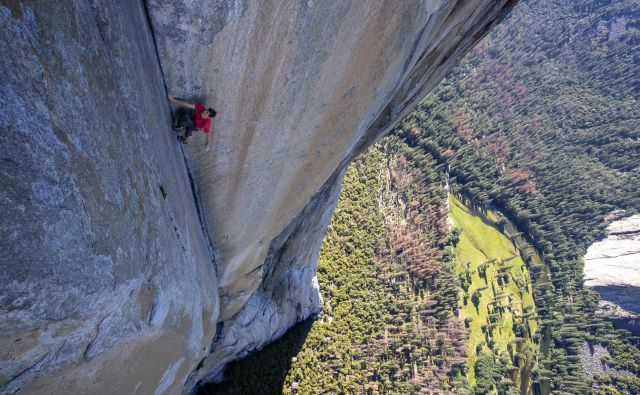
[449,194,538,393]
[199,149,545,394]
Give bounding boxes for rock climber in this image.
[168,95,216,147]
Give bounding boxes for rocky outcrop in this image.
[584,214,640,334]
[1,0,516,393]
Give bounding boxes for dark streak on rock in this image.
[83,313,111,360]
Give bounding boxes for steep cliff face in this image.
[1,0,515,393]
[585,215,640,334]
[0,2,217,393]
[147,0,516,387]
[147,0,517,321]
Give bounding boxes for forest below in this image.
[200,0,640,393]
[392,0,640,392]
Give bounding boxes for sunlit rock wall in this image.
[585,214,640,334]
[147,0,516,387]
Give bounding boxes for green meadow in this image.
[450,194,538,392]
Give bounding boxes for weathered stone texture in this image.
[0,1,217,393]
[1,0,516,393]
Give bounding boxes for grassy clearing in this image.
[449,194,538,391]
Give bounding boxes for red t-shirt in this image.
[194,104,212,134]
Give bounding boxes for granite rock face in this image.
[1,0,516,393]
[148,0,517,321]
[147,0,516,386]
[585,214,640,334]
[0,2,217,394]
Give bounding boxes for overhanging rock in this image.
[1,0,516,393]
[147,0,516,388]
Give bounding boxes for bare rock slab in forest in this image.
[585,214,640,333]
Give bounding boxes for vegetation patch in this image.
[450,194,538,393]
[200,146,474,394]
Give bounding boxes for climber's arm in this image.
[167,95,196,109]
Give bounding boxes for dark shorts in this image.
[172,107,195,137]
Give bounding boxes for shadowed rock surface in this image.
[585,214,640,334]
[0,2,217,394]
[1,0,516,393]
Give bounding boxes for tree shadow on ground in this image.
[197,318,314,395]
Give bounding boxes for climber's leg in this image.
[173,107,195,144]
[179,126,193,143]
[173,107,195,132]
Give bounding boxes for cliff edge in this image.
[0,1,516,393]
